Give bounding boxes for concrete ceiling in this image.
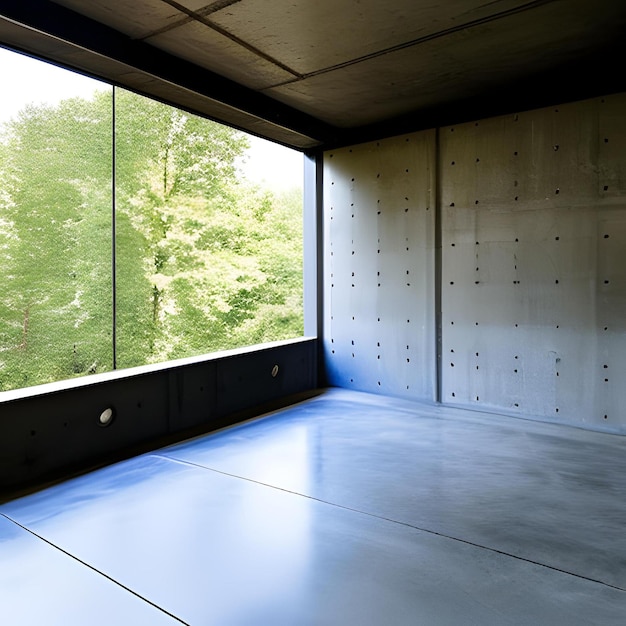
[1,0,625,149]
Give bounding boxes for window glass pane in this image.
[0,51,304,394]
[0,49,113,391]
[115,89,303,367]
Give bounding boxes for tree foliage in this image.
[0,88,303,391]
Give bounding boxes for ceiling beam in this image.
[0,0,340,148]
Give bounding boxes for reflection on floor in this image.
[1,388,625,625]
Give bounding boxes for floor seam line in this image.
[152,454,626,593]
[0,513,190,625]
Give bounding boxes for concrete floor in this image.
[1,388,625,624]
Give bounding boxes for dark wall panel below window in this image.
[0,338,317,496]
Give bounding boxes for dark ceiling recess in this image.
[1,0,626,150]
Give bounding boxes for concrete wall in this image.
[1,338,317,493]
[324,131,437,400]
[324,93,626,433]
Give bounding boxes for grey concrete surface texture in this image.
[441,95,626,431]
[324,131,437,401]
[2,389,625,624]
[161,389,626,592]
[0,516,180,625]
[324,93,626,433]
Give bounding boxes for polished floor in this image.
[1,388,625,624]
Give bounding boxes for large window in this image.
[0,48,303,392]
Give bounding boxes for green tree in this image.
[0,86,303,392]
[145,182,303,361]
[0,93,113,389]
[113,89,254,366]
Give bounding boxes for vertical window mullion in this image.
[112,86,117,370]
